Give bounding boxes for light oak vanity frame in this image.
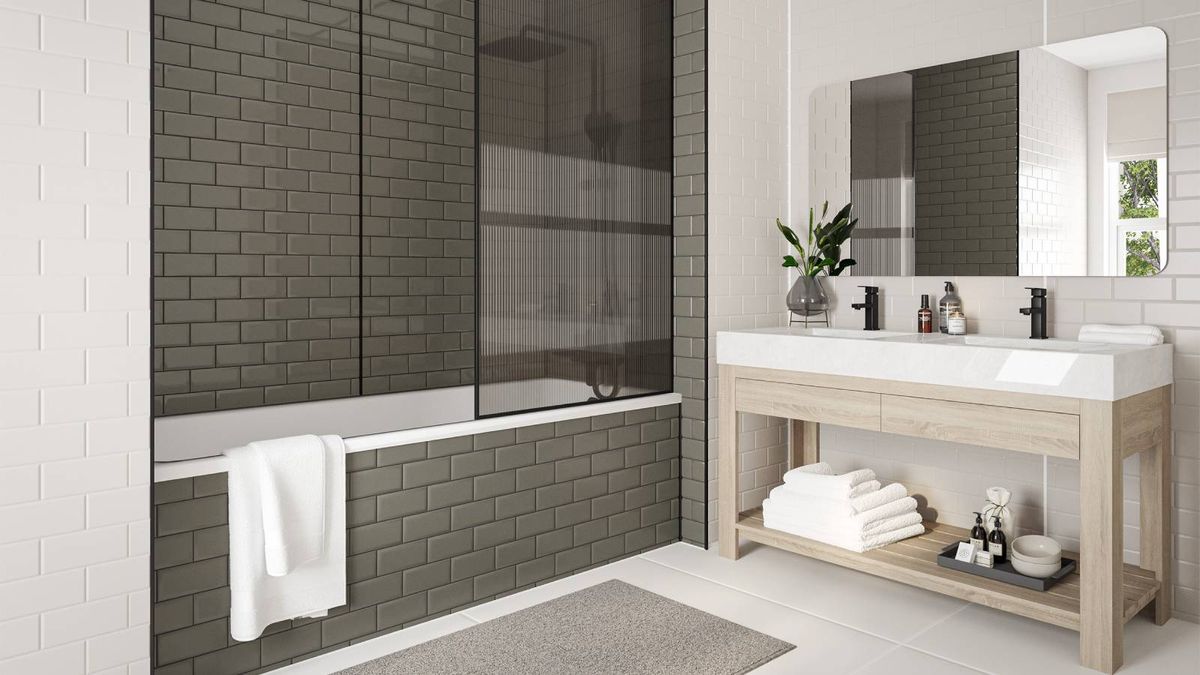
[718,365,1172,674]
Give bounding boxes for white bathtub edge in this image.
[154,392,683,483]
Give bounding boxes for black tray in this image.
[936,541,1076,591]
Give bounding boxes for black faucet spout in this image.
[1022,288,1048,339]
[852,286,880,331]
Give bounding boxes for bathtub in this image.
[153,382,680,481]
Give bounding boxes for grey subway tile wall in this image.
[153,0,364,415]
[912,52,1020,276]
[152,0,478,415]
[673,0,707,547]
[361,1,475,394]
[152,406,680,673]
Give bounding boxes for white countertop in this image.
[716,327,1173,401]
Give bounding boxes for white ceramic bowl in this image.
[1010,535,1062,564]
[1011,557,1061,579]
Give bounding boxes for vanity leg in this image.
[1080,400,1123,673]
[1139,385,1172,624]
[718,365,740,560]
[788,420,820,469]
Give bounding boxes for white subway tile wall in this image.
[708,0,791,541]
[0,2,151,675]
[751,0,1196,621]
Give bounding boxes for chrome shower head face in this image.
[478,35,565,63]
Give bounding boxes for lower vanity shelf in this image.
[736,508,1161,631]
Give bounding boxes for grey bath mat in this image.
[336,579,794,674]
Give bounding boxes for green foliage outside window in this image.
[1125,231,1162,277]
[1119,159,1159,219]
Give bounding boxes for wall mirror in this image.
[808,27,1167,277]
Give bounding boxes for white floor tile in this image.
[851,645,984,675]
[642,541,968,642]
[909,603,1200,675]
[271,542,1199,675]
[273,614,478,675]
[464,555,896,674]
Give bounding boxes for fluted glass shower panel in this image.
[476,0,673,416]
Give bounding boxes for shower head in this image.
[479,35,566,63]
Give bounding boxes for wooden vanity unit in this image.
[717,358,1173,673]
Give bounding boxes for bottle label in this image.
[988,542,1003,557]
[970,537,984,550]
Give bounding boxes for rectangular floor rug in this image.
[336,579,795,674]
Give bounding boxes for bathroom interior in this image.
[3,0,1200,674]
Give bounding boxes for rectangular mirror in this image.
[808,27,1167,277]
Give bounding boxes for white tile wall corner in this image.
[773,0,1200,622]
[707,0,791,542]
[0,1,151,673]
[1019,46,1089,276]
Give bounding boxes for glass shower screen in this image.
[476,0,673,416]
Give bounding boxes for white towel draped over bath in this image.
[1078,323,1164,346]
[224,434,346,642]
[763,462,923,553]
[250,434,328,576]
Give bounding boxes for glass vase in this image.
[786,275,829,317]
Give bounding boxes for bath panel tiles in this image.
[152,405,681,673]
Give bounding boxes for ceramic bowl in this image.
[1010,535,1062,564]
[1011,557,1061,579]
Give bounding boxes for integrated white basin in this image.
[717,326,1172,400]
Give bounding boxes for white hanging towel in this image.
[224,434,346,642]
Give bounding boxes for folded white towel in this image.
[1078,324,1164,345]
[249,435,327,576]
[1079,323,1162,338]
[763,495,918,534]
[850,482,908,513]
[1078,331,1163,346]
[862,510,923,536]
[768,481,906,518]
[761,516,926,553]
[225,435,347,642]
[781,466,877,499]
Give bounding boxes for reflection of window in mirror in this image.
[1108,158,1166,276]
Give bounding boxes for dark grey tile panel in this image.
[153,404,680,673]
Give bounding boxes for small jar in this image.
[947,308,967,335]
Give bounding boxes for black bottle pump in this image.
[988,516,1007,563]
[970,512,987,549]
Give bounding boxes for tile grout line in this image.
[636,553,907,646]
[641,550,995,674]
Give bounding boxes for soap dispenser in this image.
[938,282,961,334]
[970,512,987,551]
[988,516,1007,563]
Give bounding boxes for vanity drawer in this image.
[735,379,881,431]
[880,395,1079,458]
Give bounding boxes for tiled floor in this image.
[279,541,1200,675]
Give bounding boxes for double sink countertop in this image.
[716,327,1173,401]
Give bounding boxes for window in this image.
[1109,157,1166,276]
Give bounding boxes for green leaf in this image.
[776,218,801,249]
[829,259,858,276]
[781,255,800,268]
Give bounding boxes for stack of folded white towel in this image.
[761,462,925,553]
[1077,323,1163,346]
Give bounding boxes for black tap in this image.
[1019,287,1048,339]
[851,286,880,331]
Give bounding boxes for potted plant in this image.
[776,202,858,316]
